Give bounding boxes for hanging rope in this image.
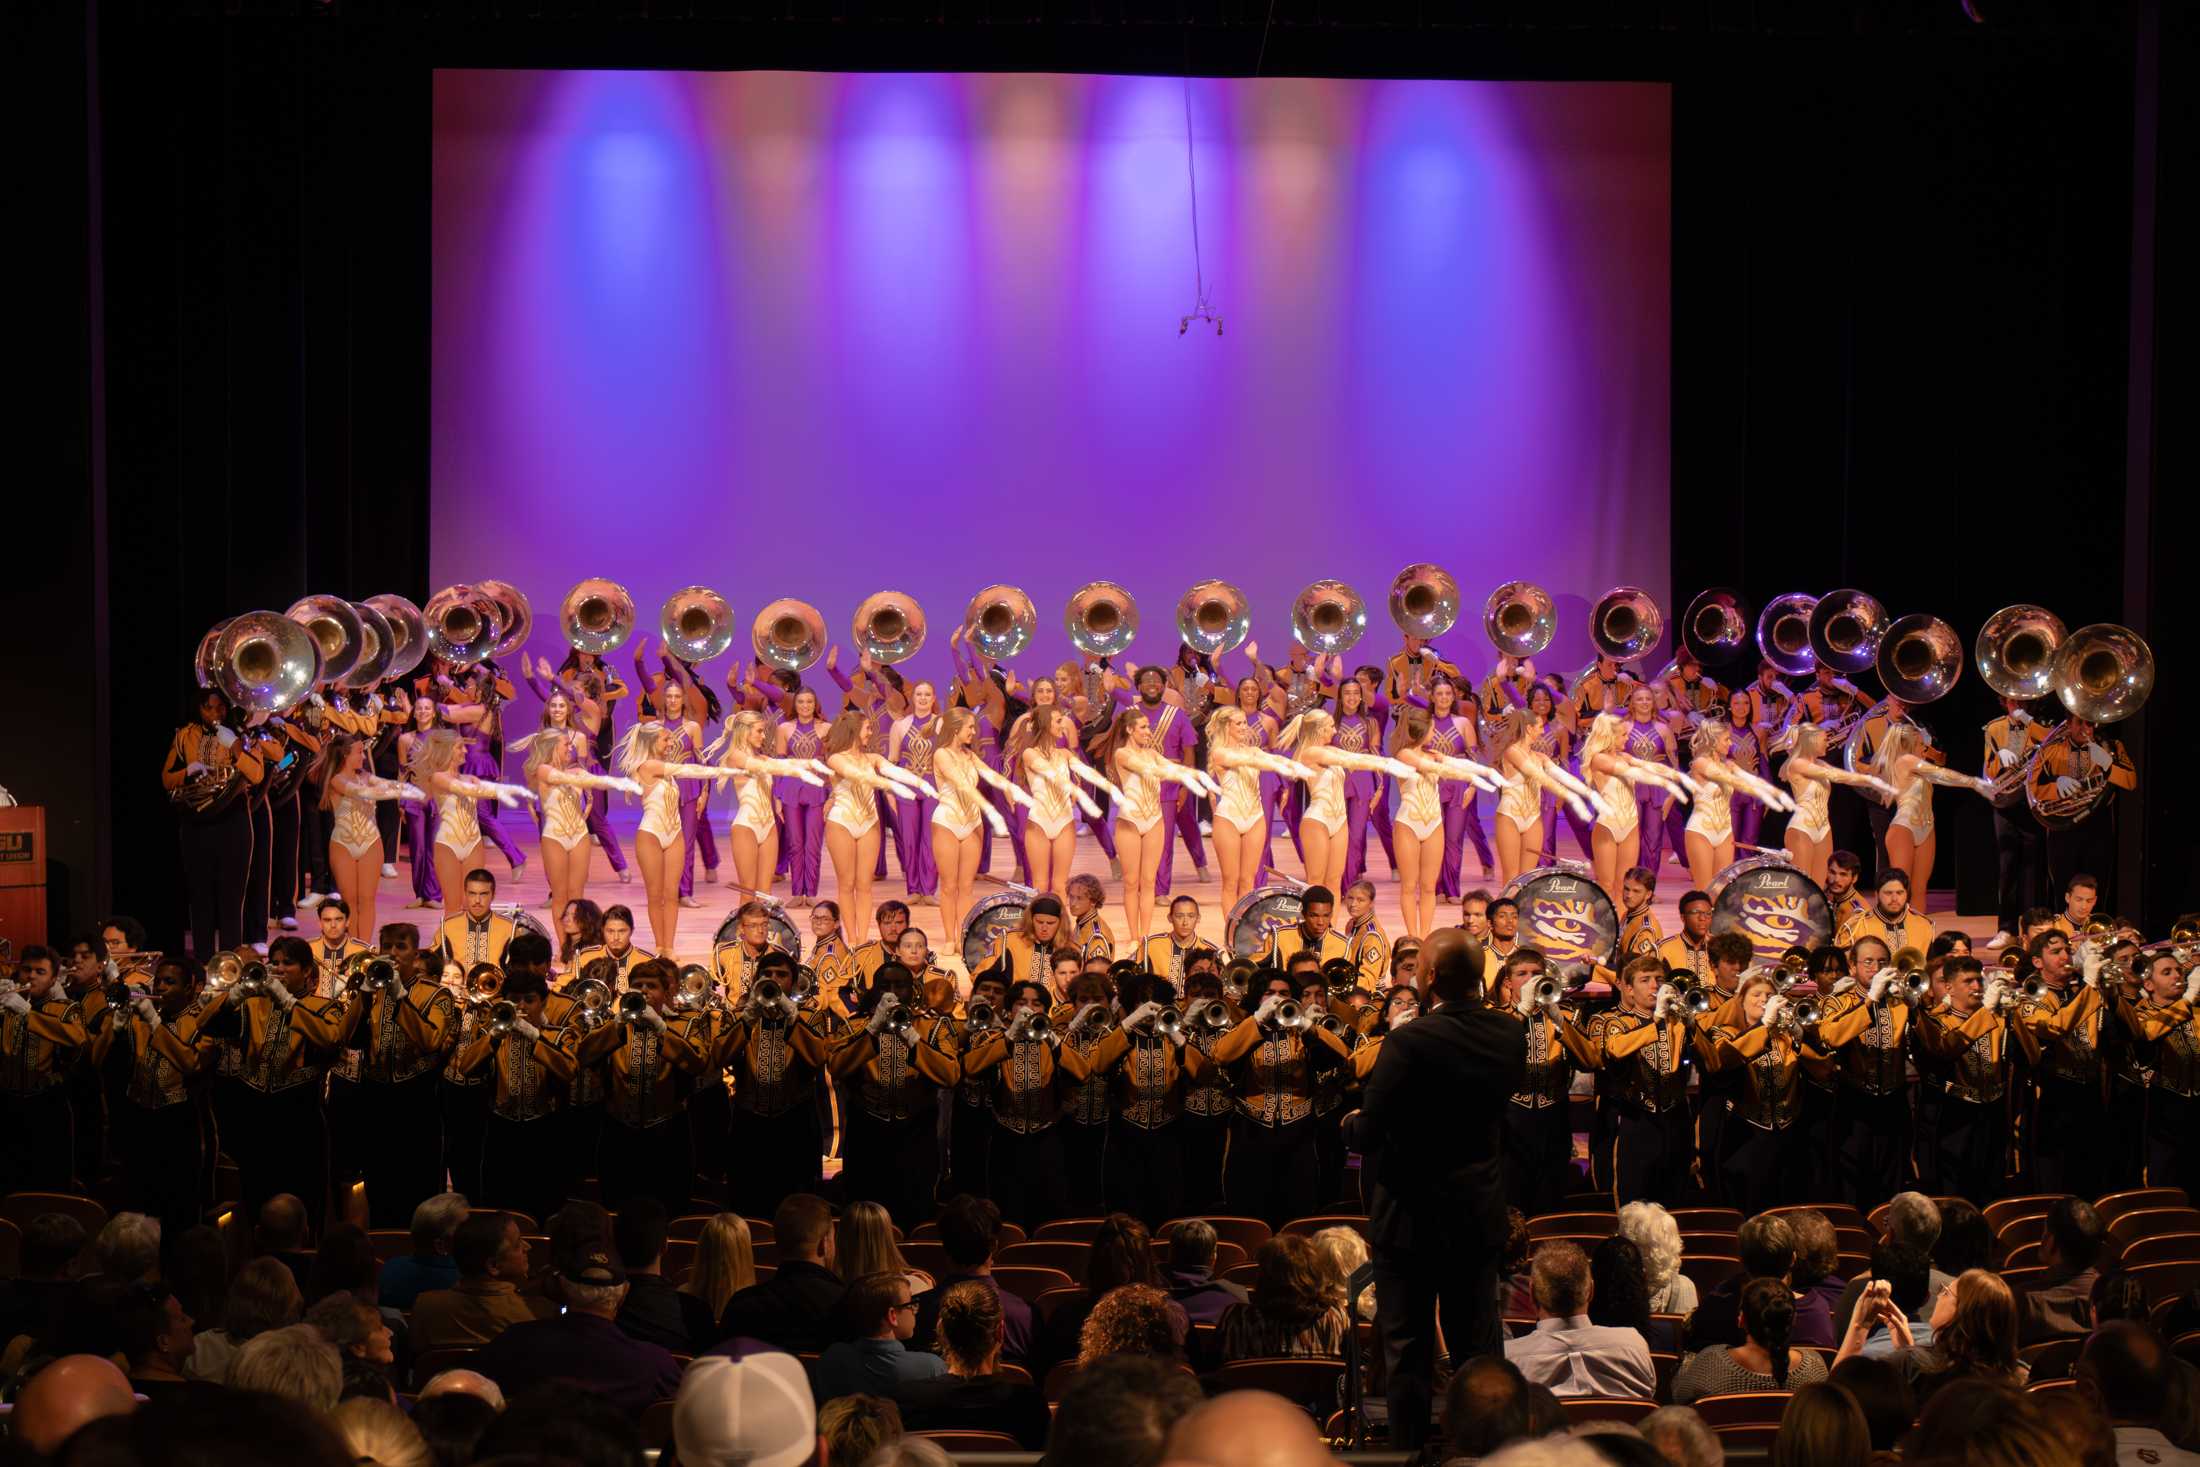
[1179,73,1221,337]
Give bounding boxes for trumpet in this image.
[343,953,404,999]
[229,961,273,1002]
[1484,580,1555,660]
[1269,999,1312,1031]
[1525,977,1565,1010]
[1775,996,1823,1033]
[1291,580,1367,657]
[1756,593,1820,678]
[1018,1011,1054,1045]
[1187,999,1232,1032]
[964,586,1036,662]
[1065,581,1138,659]
[749,975,805,1019]
[423,584,505,668]
[485,1000,518,1039]
[1388,563,1460,640]
[753,598,827,672]
[474,580,534,660]
[571,977,613,1027]
[661,586,737,663]
[2016,975,2049,1005]
[1808,590,1889,676]
[1150,1007,1187,1044]
[853,590,927,665]
[964,999,1001,1033]
[465,965,504,1008]
[1660,982,1714,1018]
[1177,580,1251,657]
[562,578,636,655]
[675,964,728,1014]
[205,953,245,990]
[286,595,367,688]
[619,990,652,1022]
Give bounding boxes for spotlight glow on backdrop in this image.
[433,70,1670,706]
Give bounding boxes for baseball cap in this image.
[675,1349,817,1467]
[566,1247,628,1287]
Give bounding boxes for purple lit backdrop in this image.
[432,70,1669,710]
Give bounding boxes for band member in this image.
[2017,931,2108,1196]
[1279,711,1414,895]
[1490,950,1574,1217]
[2118,949,2200,1194]
[352,923,459,1226]
[1330,674,1393,890]
[638,646,721,903]
[305,897,372,995]
[2033,719,2138,903]
[946,971,1009,1199]
[1080,970,1198,1227]
[960,978,1076,1229]
[1093,706,1220,943]
[93,954,216,1243]
[1250,885,1351,971]
[165,688,265,959]
[849,900,911,1000]
[1872,723,1995,909]
[406,730,533,917]
[436,869,517,971]
[1656,893,1716,985]
[828,963,960,1228]
[617,721,732,957]
[1012,704,1121,896]
[1139,896,1217,985]
[1568,955,1695,1206]
[2047,874,2102,938]
[0,947,89,1193]
[1206,706,1315,919]
[806,899,858,1013]
[567,902,653,990]
[1064,874,1116,963]
[1981,698,2051,947]
[1836,869,1936,953]
[710,900,779,1000]
[773,684,832,904]
[717,950,830,1216]
[1578,713,1692,907]
[303,733,413,951]
[1227,654,1297,877]
[1914,957,2039,1202]
[451,966,575,1227]
[1176,962,1238,1215]
[1618,868,1664,958]
[1695,972,1809,1213]
[575,957,708,1218]
[1488,706,1598,888]
[1525,685,1593,868]
[549,648,634,883]
[1681,722,1796,890]
[1716,687,1775,852]
[524,720,641,925]
[1210,970,1352,1226]
[928,709,1028,943]
[977,895,1068,988]
[1812,950,1923,1209]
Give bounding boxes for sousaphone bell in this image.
[1589,586,1663,663]
[1808,590,1888,676]
[475,580,534,659]
[193,619,234,690]
[853,590,927,664]
[1682,589,1751,669]
[561,579,635,655]
[1756,593,1820,678]
[1388,563,1460,640]
[341,600,397,690]
[423,584,504,667]
[214,611,322,714]
[1177,580,1250,657]
[1291,580,1366,657]
[659,586,736,662]
[1876,614,1964,705]
[365,594,430,681]
[754,598,828,672]
[1974,603,2067,701]
[1484,581,1555,660]
[1065,581,1138,659]
[286,595,365,688]
[963,586,1036,661]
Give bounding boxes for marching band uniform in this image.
[1915,998,2040,1204]
[960,1024,1087,1229]
[1814,984,1920,1208]
[577,1007,712,1220]
[977,930,1063,988]
[310,933,372,1210]
[567,942,653,992]
[717,1006,831,1217]
[1140,935,1220,989]
[1698,1013,1807,1213]
[1055,1009,1115,1216]
[207,985,360,1231]
[1178,1005,1239,1216]
[1249,921,1350,973]
[2032,732,2137,904]
[1498,1005,1579,1217]
[1071,908,1116,964]
[807,932,858,1017]
[1084,1023,1197,1227]
[1983,713,2050,936]
[93,992,217,1243]
[2018,979,2107,1196]
[439,999,492,1202]
[1208,1015,1351,1227]
[1656,931,1714,986]
[1618,900,1664,960]
[1570,1006,1694,1207]
[1346,915,1389,994]
[1,989,90,1193]
[164,720,264,961]
[438,911,517,970]
[452,1010,578,1227]
[354,976,460,1227]
[829,1015,960,1228]
[1836,906,1935,954]
[2122,993,2200,1194]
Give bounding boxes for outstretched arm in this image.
[1317,747,1417,781]
[969,755,1036,809]
[829,752,905,797]
[1789,755,1896,800]
[1067,756,1128,806]
[1912,759,1996,798]
[1214,745,1317,782]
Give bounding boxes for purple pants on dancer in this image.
[895,795,939,896]
[1539,790,1597,865]
[678,780,720,898]
[1436,790,1499,898]
[1152,788,1203,895]
[402,796,443,904]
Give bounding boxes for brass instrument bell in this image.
[1756,593,1820,678]
[1388,563,1460,640]
[753,598,827,672]
[194,619,234,690]
[1808,590,1888,676]
[1876,614,1964,705]
[1290,580,1367,657]
[964,586,1036,662]
[475,580,534,659]
[2050,624,2154,725]
[365,594,430,681]
[215,612,322,714]
[1176,580,1250,657]
[659,586,737,662]
[423,584,504,667]
[1065,581,1139,659]
[464,965,505,1007]
[1589,587,1663,662]
[342,600,397,690]
[852,590,927,665]
[1484,581,1555,659]
[1974,604,2067,701]
[1682,589,1751,668]
[286,595,366,688]
[561,579,636,655]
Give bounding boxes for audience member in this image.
[1833,1193,1951,1339]
[2095,1270,2154,1326]
[1846,1267,2024,1408]
[1785,1211,1846,1347]
[911,1195,1032,1362]
[116,1283,201,1405]
[818,1393,903,1467]
[679,1213,758,1327]
[1441,1355,1537,1460]
[1162,1218,1250,1327]
[611,1196,718,1354]
[840,1200,935,1294]
[470,1245,681,1418]
[1589,1236,1667,1350]
[865,1439,954,1467]
[187,1255,303,1382]
[1902,1378,2064,1466]
[1505,1242,1656,1400]
[1828,1354,1916,1454]
[8,1355,137,1456]
[330,1397,434,1467]
[92,1213,162,1285]
[1572,1431,1669,1467]
[409,1214,553,1353]
[1932,1198,1994,1279]
[379,1194,468,1312]
[719,1192,846,1354]
[256,1194,318,1293]
[1218,1233,1350,1362]
[1771,1383,1870,1467]
[2033,1389,2120,1467]
[2023,1197,2107,1343]
[230,1321,345,1411]
[168,1224,233,1339]
[1638,1406,1723,1467]
[817,1271,948,1399]
[409,1389,501,1467]
[1855,1242,1934,1357]
[892,1281,1049,1448]
[1480,1441,1607,1467]
[674,1349,821,1467]
[418,1368,506,1410]
[306,1292,398,1398]
[1078,1284,1186,1365]
[1045,1355,1206,1467]
[55,1378,353,1467]
[0,1214,90,1349]
[1038,1215,1165,1367]
[1500,1208,1537,1316]
[1165,1388,1341,1467]
[1684,1214,1798,1350]
[1672,1276,1828,1403]
[2078,1321,2200,1467]
[474,1383,649,1467]
[1619,1203,1700,1320]
[1311,1226,1375,1322]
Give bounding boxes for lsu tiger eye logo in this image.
[1527,898,1606,963]
[1716,869,1832,965]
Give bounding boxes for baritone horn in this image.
[1291,580,1366,657]
[660,586,737,662]
[1808,590,1888,676]
[1388,563,1460,640]
[1177,580,1250,657]
[365,594,429,681]
[1876,614,1964,705]
[561,579,635,655]
[215,611,322,714]
[475,580,534,659]
[963,586,1036,662]
[853,590,927,664]
[1974,604,2067,701]
[1682,589,1751,669]
[1484,581,1555,660]
[1065,581,1139,658]
[1589,587,1663,663]
[753,598,827,672]
[1756,593,1820,678]
[423,584,504,668]
[285,595,365,688]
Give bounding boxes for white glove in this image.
[1513,985,1537,1017]
[133,996,160,1025]
[0,992,31,1017]
[266,979,295,1010]
[213,725,238,748]
[1254,993,1282,1025]
[867,993,902,1035]
[1388,1011,1413,1031]
[1983,979,2006,1010]
[1867,974,1892,1004]
[1127,1002,1162,1029]
[1761,995,1786,1030]
[512,1018,541,1041]
[493,784,524,808]
[2088,742,2114,770]
[1652,987,1673,1021]
[184,761,211,778]
[2183,969,2200,1006]
[636,1005,666,1033]
[2081,947,2103,989]
[1996,747,2019,769]
[2055,775,2082,799]
[1072,1002,1108,1032]
[1005,1010,1032,1042]
[2011,707,2033,725]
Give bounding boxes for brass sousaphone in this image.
[1842,613,1962,798]
[1756,593,1820,678]
[365,593,430,681]
[853,591,927,664]
[1388,563,1460,640]
[561,579,636,655]
[1291,579,1366,657]
[475,580,534,660]
[423,584,504,668]
[286,595,365,688]
[754,598,828,671]
[1065,581,1138,659]
[1177,580,1250,657]
[660,586,737,662]
[2025,623,2153,828]
[964,586,1036,661]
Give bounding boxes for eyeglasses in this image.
[892,1299,918,1314]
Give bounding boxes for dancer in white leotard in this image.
[1013,704,1124,899]
[823,708,937,945]
[1388,707,1514,940]
[1577,712,1694,908]
[1205,706,1316,921]
[930,707,1032,944]
[1872,721,1994,911]
[1680,720,1798,890]
[316,732,427,947]
[523,718,643,928]
[406,728,533,917]
[1094,707,1220,944]
[711,709,828,911]
[1486,706,1604,887]
[617,721,729,958]
[1776,723,1895,884]
[1279,709,1415,897]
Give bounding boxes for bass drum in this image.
[1228,885,1306,961]
[961,890,1032,974]
[1708,854,1832,967]
[712,906,802,958]
[1500,862,1619,981]
[492,903,556,948]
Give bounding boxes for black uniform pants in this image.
[0,1089,77,1195]
[1106,1121,1184,1230]
[440,1079,489,1202]
[1837,1086,1914,1211]
[728,1105,822,1220]
[483,1113,570,1228]
[1501,1103,1572,1219]
[1179,1111,1229,1216]
[1611,1107,1690,1208]
[842,1111,939,1230]
[1938,1093,2009,1204]
[180,805,253,961]
[600,1111,696,1222]
[1062,1119,1108,1216]
[362,1073,445,1228]
[1226,1115,1317,1229]
[1994,808,2046,933]
[119,1099,206,1245]
[269,792,302,923]
[233,1083,329,1234]
[990,1123,1069,1232]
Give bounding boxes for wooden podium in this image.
[0,806,46,948]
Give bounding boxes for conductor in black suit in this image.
[1343,928,1526,1449]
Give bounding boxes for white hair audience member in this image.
[1619,1202,1698,1318]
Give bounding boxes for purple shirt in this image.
[1137,699,1197,767]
